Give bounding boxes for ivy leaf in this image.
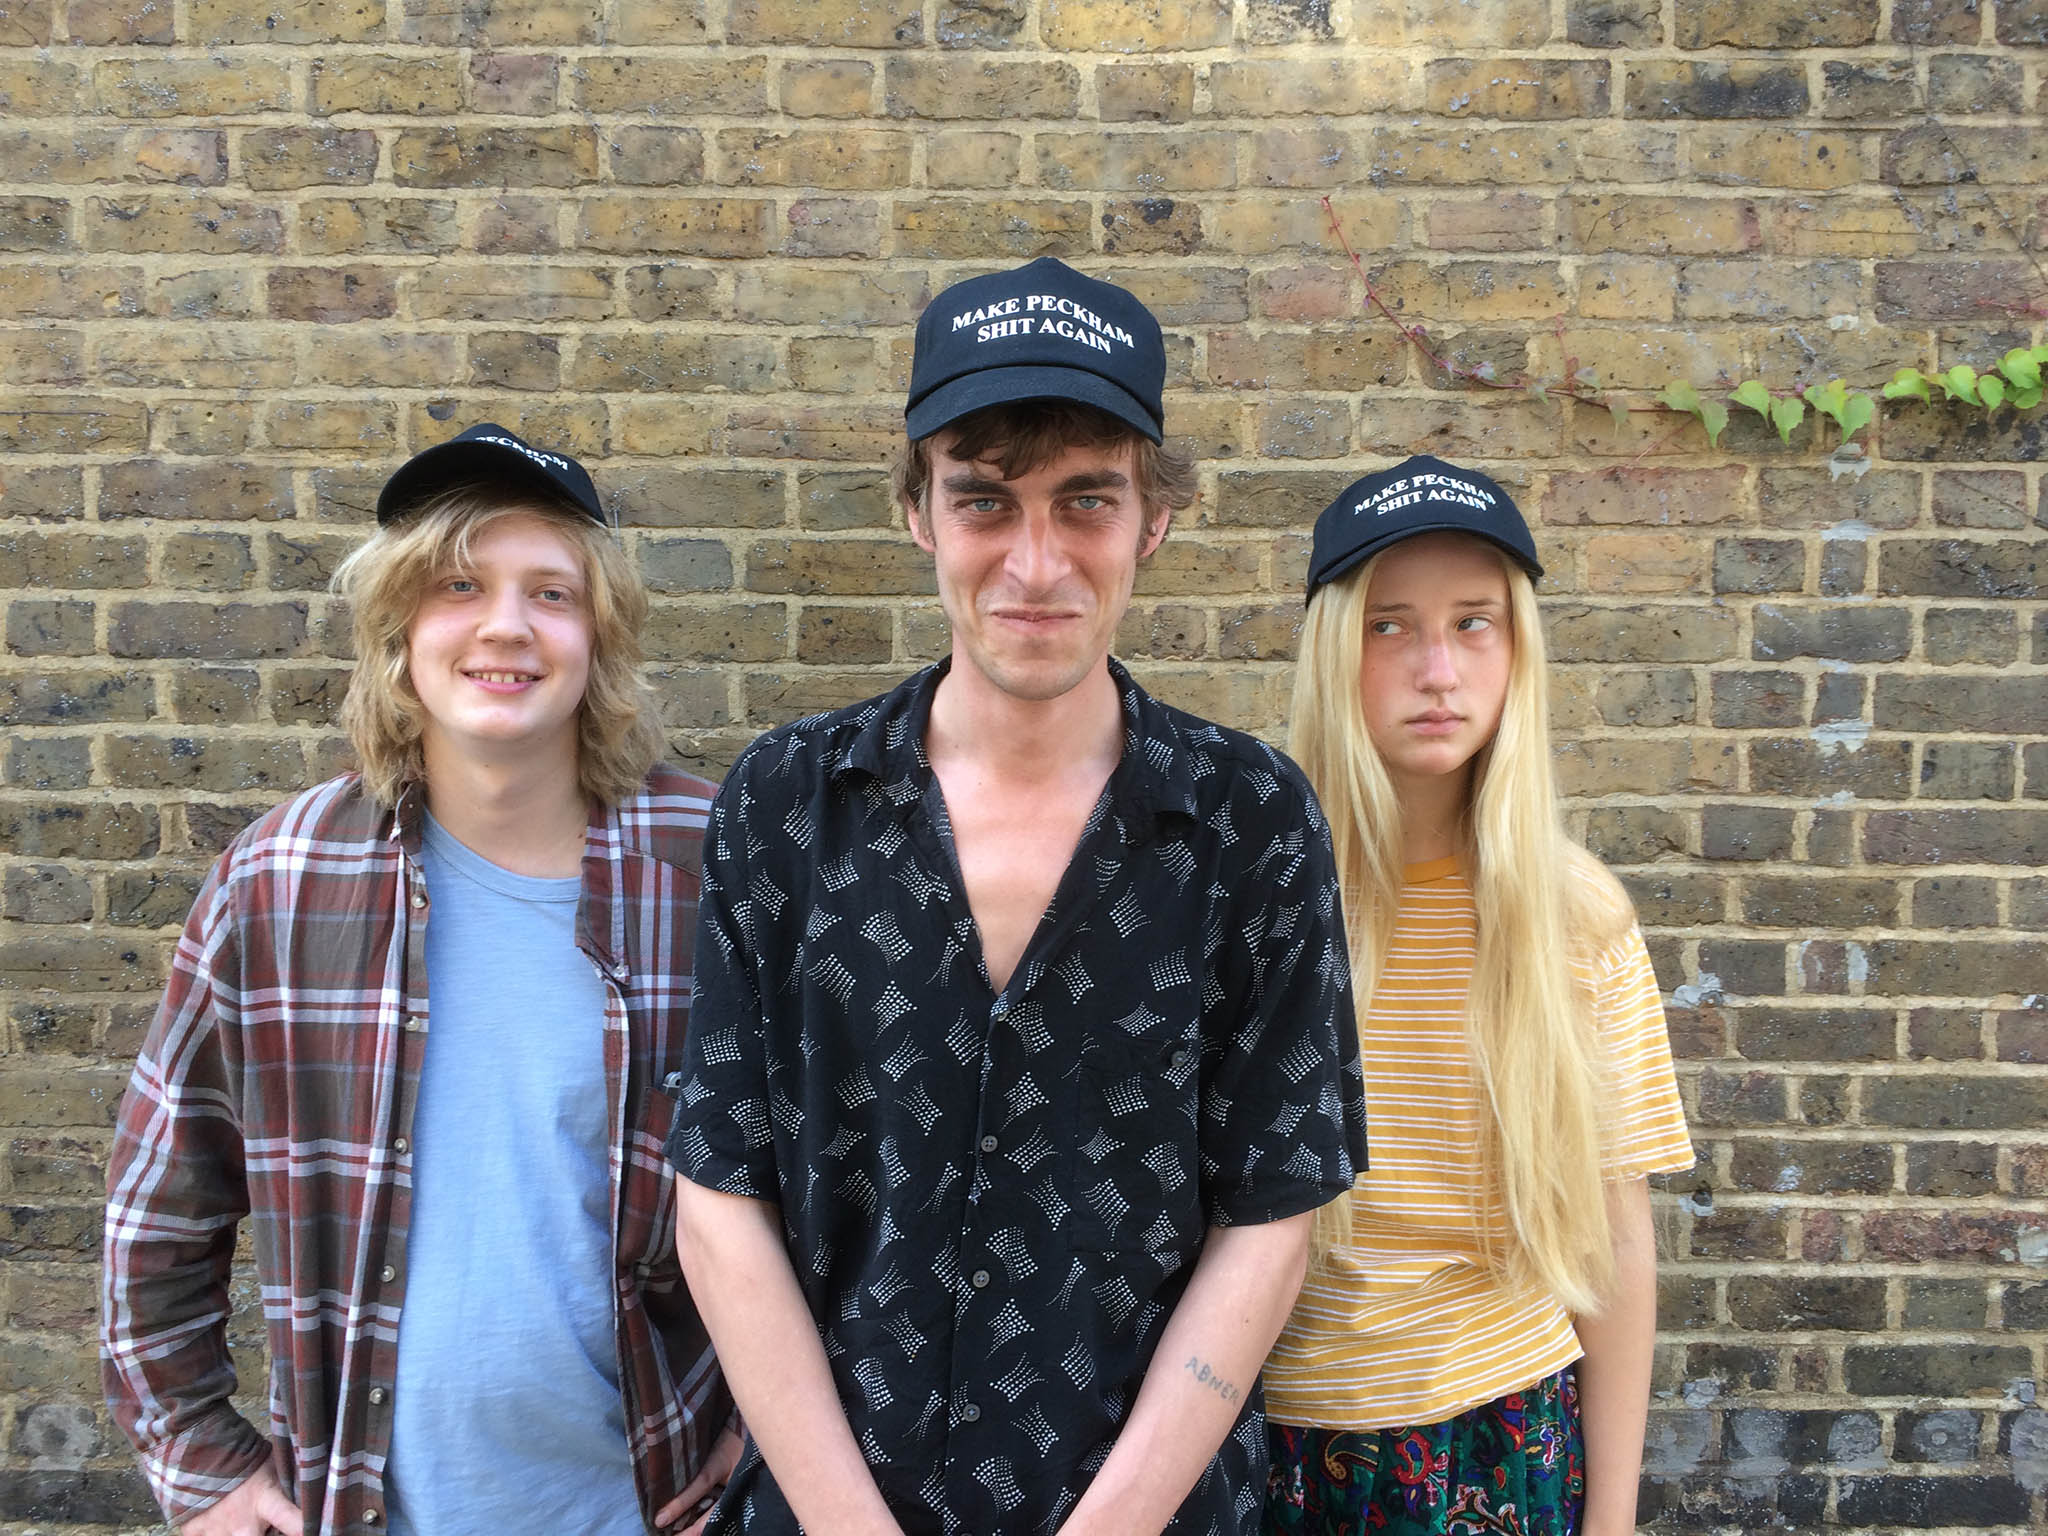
[1802,379,1850,423]
[1997,348,2042,392]
[1528,376,1551,404]
[1978,375,2007,410]
[1607,397,1631,432]
[1731,379,1776,418]
[1659,380,1703,415]
[1471,360,1497,383]
[1941,364,1980,405]
[1769,395,1805,444]
[2013,384,2045,411]
[1697,399,1729,449]
[1837,392,1876,441]
[1572,367,1600,391]
[1881,368,1934,404]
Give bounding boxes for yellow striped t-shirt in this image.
[1262,855,1694,1431]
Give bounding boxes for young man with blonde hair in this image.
[103,426,736,1536]
[670,260,1370,1534]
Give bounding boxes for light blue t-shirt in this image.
[385,816,643,1536]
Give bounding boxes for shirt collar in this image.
[832,656,1203,826]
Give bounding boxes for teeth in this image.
[469,671,536,683]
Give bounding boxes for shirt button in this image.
[363,1511,383,1527]
[1169,1048,1193,1073]
[970,1269,990,1289]
[410,891,426,909]
[380,1265,397,1284]
[979,1135,998,1154]
[403,1016,424,1034]
[959,1403,981,1424]
[368,1386,388,1406]
[393,1138,409,1154]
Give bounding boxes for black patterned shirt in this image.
[669,659,1368,1536]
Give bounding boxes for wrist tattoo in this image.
[1183,1356,1242,1405]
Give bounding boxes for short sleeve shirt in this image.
[669,659,1369,1536]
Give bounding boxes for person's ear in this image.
[906,492,936,554]
[1137,503,1171,559]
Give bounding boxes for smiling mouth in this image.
[464,669,540,684]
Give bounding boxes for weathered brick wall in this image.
[1,0,2043,1528]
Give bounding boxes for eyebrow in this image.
[938,468,1132,498]
[1365,596,1506,614]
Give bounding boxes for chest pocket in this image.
[1064,1017,1203,1254]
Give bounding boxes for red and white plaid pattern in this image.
[103,767,731,1531]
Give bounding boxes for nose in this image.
[1416,630,1459,695]
[1005,507,1068,595]
[474,583,532,642]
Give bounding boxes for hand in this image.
[656,1424,745,1534]
[179,1464,303,1536]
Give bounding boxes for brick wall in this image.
[2,0,2044,1527]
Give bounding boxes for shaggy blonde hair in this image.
[1290,546,1637,1315]
[332,486,663,808]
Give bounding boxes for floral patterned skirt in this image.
[1263,1367,1584,1536]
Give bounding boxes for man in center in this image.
[669,257,1370,1534]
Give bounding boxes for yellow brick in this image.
[1369,259,1570,323]
[612,399,725,456]
[391,128,598,188]
[267,400,400,451]
[1099,198,1203,257]
[310,54,464,115]
[1247,127,1360,190]
[1366,127,1576,187]
[399,0,602,44]
[885,58,1081,120]
[727,0,922,46]
[1583,533,1711,594]
[411,264,613,321]
[93,59,293,117]
[892,199,1090,260]
[780,59,875,118]
[0,264,144,320]
[1037,132,1238,192]
[608,0,710,42]
[717,128,912,190]
[1767,199,1920,258]
[0,331,83,387]
[1566,195,1763,256]
[926,131,1023,190]
[1122,664,1279,735]
[1350,0,1549,47]
[1576,125,1679,184]
[86,197,285,256]
[726,405,901,461]
[1096,63,1194,122]
[400,399,604,454]
[1209,59,1409,117]
[1162,396,1246,460]
[93,327,294,391]
[1255,399,1355,459]
[568,332,778,394]
[191,0,383,43]
[0,396,150,452]
[571,56,768,115]
[789,336,880,395]
[735,267,929,326]
[299,333,463,390]
[781,198,882,259]
[1575,257,1677,322]
[0,59,84,115]
[1359,396,1559,461]
[297,197,461,256]
[0,130,130,185]
[1423,58,1611,119]
[1207,330,1408,392]
[68,0,174,43]
[578,197,772,258]
[132,131,228,186]
[1208,194,1402,256]
[1539,328,1746,392]
[1427,192,1552,253]
[1040,0,1231,50]
[154,399,260,454]
[1691,127,1872,190]
[1751,325,1926,387]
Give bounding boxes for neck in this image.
[418,736,590,878]
[1394,763,1472,866]
[925,652,1124,789]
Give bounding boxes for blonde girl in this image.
[1261,456,1693,1536]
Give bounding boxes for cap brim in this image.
[1307,521,1544,601]
[375,440,604,526]
[906,363,1163,444]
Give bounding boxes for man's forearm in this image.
[1058,1212,1314,1536]
[1574,1178,1657,1536]
[673,1181,902,1536]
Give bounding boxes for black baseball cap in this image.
[374,423,607,528]
[1305,456,1541,603]
[905,257,1166,444]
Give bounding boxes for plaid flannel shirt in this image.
[103,767,731,1534]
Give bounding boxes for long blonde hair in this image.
[332,486,663,808]
[1290,546,1636,1314]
